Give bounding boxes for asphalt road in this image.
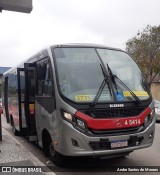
[2,115,160,175]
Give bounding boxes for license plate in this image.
[111,140,128,148]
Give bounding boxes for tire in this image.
[45,136,68,167]
[12,119,19,136]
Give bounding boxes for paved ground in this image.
[1,114,160,175]
[0,127,55,175]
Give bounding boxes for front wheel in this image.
[45,136,68,167]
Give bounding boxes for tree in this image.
[126,25,160,86]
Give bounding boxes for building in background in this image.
[151,74,160,100]
[0,67,11,97]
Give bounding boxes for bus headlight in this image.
[144,108,155,127]
[150,108,155,117]
[76,119,86,129]
[63,112,73,121]
[144,116,150,126]
[75,118,88,131]
[62,111,88,131]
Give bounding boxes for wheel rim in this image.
[49,142,55,157]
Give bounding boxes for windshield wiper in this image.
[106,64,141,104]
[90,64,112,107]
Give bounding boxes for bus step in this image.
[29,135,37,142]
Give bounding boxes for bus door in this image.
[17,68,27,132]
[4,76,10,123]
[24,63,37,141]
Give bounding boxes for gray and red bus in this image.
[2,44,155,166]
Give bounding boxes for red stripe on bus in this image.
[75,107,151,130]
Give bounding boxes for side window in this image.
[37,58,53,96]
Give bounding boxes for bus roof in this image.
[3,43,123,75]
[51,43,122,51]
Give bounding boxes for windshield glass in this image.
[53,47,149,103]
[97,49,149,101]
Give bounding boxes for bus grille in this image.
[90,126,142,135]
[83,107,146,119]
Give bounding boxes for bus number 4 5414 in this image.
[125,119,141,126]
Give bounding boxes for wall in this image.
[151,83,160,100]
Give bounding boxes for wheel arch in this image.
[42,129,52,156]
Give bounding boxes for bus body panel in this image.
[57,113,155,156]
[2,44,156,160]
[35,100,55,147]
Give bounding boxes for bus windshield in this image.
[53,47,150,103]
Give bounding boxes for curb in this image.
[2,128,56,175]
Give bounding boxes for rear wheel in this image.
[11,118,19,136]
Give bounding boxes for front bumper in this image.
[57,117,155,157]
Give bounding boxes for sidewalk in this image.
[0,118,55,175]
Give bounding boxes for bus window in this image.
[37,59,52,96]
